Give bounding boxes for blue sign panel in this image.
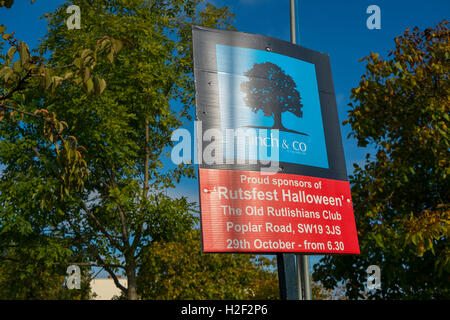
[216,44,328,168]
[193,26,348,182]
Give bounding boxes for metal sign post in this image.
[277,253,299,300]
[275,0,302,301]
[290,0,312,301]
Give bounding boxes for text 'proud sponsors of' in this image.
[200,168,359,254]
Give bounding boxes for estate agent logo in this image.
[241,61,305,136]
[216,45,328,168]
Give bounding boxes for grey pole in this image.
[276,0,302,301]
[300,255,312,300]
[277,253,299,300]
[290,0,296,44]
[290,0,312,300]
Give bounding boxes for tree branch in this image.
[80,201,124,251]
[0,103,45,120]
[0,70,32,102]
[95,254,128,294]
[144,117,150,198]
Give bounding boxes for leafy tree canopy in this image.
[314,20,449,299]
[137,229,279,300]
[0,0,234,299]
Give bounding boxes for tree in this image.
[137,229,279,300]
[137,229,347,300]
[0,0,123,299]
[240,62,304,134]
[313,21,449,299]
[0,243,92,300]
[1,0,234,300]
[310,280,348,300]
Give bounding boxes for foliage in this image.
[0,240,91,299]
[0,1,124,299]
[311,280,348,300]
[1,0,234,299]
[0,25,121,197]
[137,229,279,300]
[314,21,449,299]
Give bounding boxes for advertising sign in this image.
[193,26,359,254]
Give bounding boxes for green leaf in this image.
[3,67,14,82]
[2,33,11,40]
[73,57,82,68]
[18,41,31,64]
[63,71,73,80]
[93,76,106,95]
[111,39,123,54]
[12,60,23,73]
[394,61,403,72]
[0,66,10,78]
[81,48,93,59]
[44,69,52,90]
[6,46,17,60]
[85,77,94,93]
[99,77,106,94]
[443,113,449,121]
[83,66,91,82]
[106,50,114,63]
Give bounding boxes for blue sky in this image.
[1,0,449,273]
[211,0,449,169]
[2,0,448,189]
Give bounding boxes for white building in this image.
[90,276,128,300]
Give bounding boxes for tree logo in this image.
[240,62,307,136]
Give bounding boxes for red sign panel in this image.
[199,168,360,254]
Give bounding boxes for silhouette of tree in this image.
[240,62,304,134]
